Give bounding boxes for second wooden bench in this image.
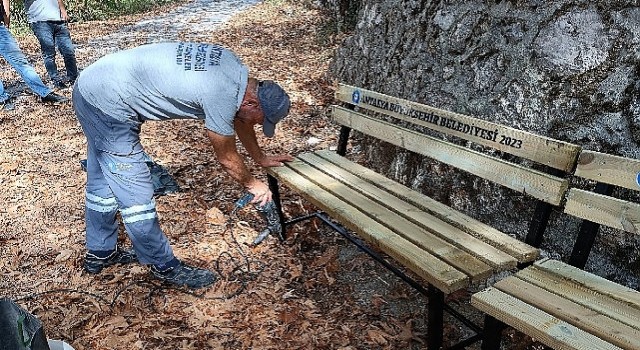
[472,151,640,350]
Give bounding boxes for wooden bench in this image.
[266,84,581,348]
[471,151,640,350]
[567,151,640,268]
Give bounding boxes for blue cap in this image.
[258,80,290,137]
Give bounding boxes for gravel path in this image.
[3,0,259,97]
[77,0,260,58]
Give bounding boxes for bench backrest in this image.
[565,150,640,268]
[333,84,581,246]
[336,84,580,173]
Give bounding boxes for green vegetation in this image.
[9,0,185,27]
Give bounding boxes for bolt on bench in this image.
[472,151,640,350]
[266,84,580,348]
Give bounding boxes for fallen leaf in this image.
[367,329,390,345]
[55,249,74,262]
[206,207,226,225]
[104,315,129,329]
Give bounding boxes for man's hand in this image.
[58,0,69,21]
[246,179,272,207]
[258,154,294,167]
[2,0,10,28]
[60,8,68,21]
[207,130,274,206]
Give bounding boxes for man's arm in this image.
[207,130,272,205]
[234,119,266,164]
[57,0,68,21]
[234,119,294,167]
[2,0,10,28]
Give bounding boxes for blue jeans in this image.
[0,25,52,101]
[30,21,78,83]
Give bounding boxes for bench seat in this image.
[471,258,640,350]
[268,149,539,294]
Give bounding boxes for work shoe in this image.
[150,260,216,289]
[53,80,68,89]
[1,97,15,111]
[41,92,68,103]
[84,247,138,274]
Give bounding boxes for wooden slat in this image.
[575,150,640,191]
[267,165,469,294]
[564,188,640,234]
[315,149,539,263]
[494,277,640,349]
[298,152,517,270]
[535,259,640,310]
[516,265,640,330]
[332,105,569,206]
[471,288,622,350]
[336,84,580,172]
[283,158,493,282]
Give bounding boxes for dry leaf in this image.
[104,315,129,329]
[54,249,74,262]
[367,329,390,345]
[398,319,424,344]
[206,206,226,225]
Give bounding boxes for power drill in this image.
[233,193,284,245]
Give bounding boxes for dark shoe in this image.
[84,247,138,274]
[41,92,69,103]
[1,98,15,111]
[151,260,216,289]
[53,80,68,89]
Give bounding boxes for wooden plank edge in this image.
[576,150,640,191]
[534,259,640,308]
[516,267,640,332]
[564,188,640,234]
[495,273,640,347]
[471,288,624,350]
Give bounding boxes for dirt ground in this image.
[0,1,546,349]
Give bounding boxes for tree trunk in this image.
[328,0,640,288]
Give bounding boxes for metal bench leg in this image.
[525,167,566,248]
[428,285,444,350]
[525,200,554,248]
[480,315,505,350]
[568,182,612,269]
[267,174,286,241]
[336,125,352,156]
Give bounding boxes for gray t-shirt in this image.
[24,0,62,23]
[77,42,249,136]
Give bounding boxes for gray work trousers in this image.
[72,85,175,266]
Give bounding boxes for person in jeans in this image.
[73,42,293,289]
[0,0,67,110]
[24,0,78,88]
